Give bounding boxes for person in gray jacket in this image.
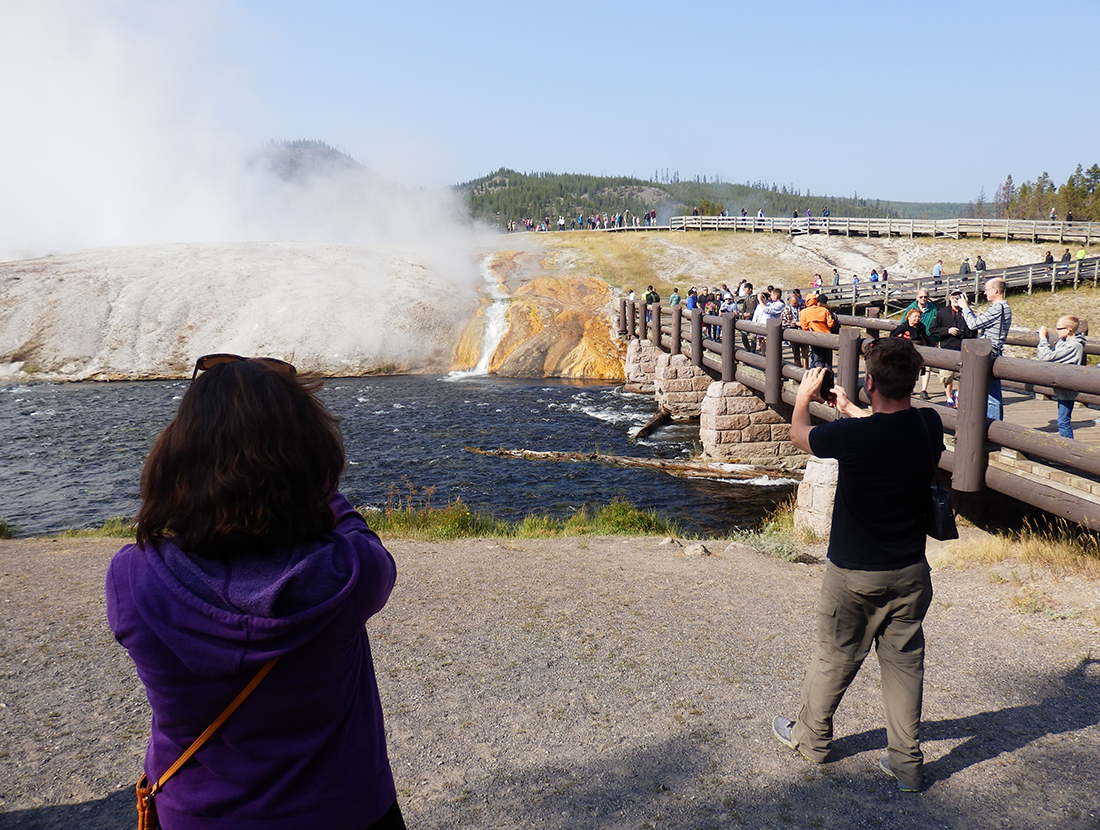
[959,278,1011,419]
[1037,316,1087,438]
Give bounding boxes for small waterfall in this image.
[447,254,510,379]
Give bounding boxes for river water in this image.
[0,375,794,538]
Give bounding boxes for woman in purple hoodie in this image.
[107,355,403,829]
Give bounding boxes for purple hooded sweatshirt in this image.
[106,493,397,830]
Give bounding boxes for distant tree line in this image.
[973,164,1100,221]
[455,169,966,228]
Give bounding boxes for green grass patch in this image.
[361,495,682,541]
[722,496,819,563]
[59,516,136,539]
[0,518,16,539]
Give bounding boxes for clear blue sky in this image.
[6,0,1100,210]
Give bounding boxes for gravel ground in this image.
[1,533,1098,830]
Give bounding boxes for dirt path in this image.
[1,534,1097,829]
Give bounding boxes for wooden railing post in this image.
[722,315,736,382]
[690,308,703,368]
[837,326,862,404]
[670,306,682,356]
[627,301,637,339]
[618,298,627,336]
[865,307,881,339]
[639,302,648,341]
[765,317,782,403]
[653,304,663,349]
[953,338,992,493]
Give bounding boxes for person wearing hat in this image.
[929,290,976,408]
[799,294,836,369]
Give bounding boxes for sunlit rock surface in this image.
[464,251,626,380]
[0,242,480,379]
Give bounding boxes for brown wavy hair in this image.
[136,359,345,557]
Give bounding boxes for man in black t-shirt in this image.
[771,338,943,793]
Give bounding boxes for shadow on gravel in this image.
[840,656,1100,786]
[1,789,131,830]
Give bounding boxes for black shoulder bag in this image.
[918,410,958,541]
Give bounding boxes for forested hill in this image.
[455,169,968,226]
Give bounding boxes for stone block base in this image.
[654,353,713,419]
[699,381,808,466]
[793,457,838,539]
[623,339,661,394]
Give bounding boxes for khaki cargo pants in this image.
[790,560,933,790]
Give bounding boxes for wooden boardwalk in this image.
[663,214,1100,244]
[912,373,1100,512]
[619,298,1100,529]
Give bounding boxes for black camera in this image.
[819,369,835,402]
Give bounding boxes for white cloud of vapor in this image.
[0,2,489,377]
[0,1,477,259]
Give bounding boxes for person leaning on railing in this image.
[780,292,808,369]
[958,277,1012,420]
[928,290,976,409]
[799,294,836,370]
[901,291,939,401]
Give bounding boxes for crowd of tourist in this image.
[505,210,660,233]
[627,254,1095,437]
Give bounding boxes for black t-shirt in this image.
[809,407,944,570]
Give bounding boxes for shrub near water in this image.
[60,516,136,538]
[362,497,682,541]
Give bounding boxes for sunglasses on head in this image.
[191,353,297,380]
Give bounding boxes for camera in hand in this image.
[819,369,835,402]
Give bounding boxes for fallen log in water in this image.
[631,407,674,440]
[465,447,801,480]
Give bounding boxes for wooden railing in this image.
[808,255,1100,316]
[616,299,1100,529]
[668,214,1100,244]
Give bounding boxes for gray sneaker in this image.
[879,754,921,792]
[771,716,796,750]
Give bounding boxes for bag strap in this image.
[151,658,278,795]
[915,408,939,482]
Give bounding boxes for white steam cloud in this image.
[0,2,489,377]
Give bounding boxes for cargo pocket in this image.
[814,597,840,651]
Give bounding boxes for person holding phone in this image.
[772,338,942,793]
[107,355,405,829]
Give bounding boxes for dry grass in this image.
[540,233,661,292]
[1004,280,1100,332]
[936,521,1100,579]
[534,230,1098,302]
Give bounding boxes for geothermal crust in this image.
[0,242,482,380]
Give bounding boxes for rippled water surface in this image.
[0,375,794,537]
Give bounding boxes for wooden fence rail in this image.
[668,214,1100,245]
[618,299,1100,529]
[809,256,1100,316]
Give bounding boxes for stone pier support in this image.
[654,353,712,419]
[794,457,838,538]
[623,339,661,394]
[699,381,807,465]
